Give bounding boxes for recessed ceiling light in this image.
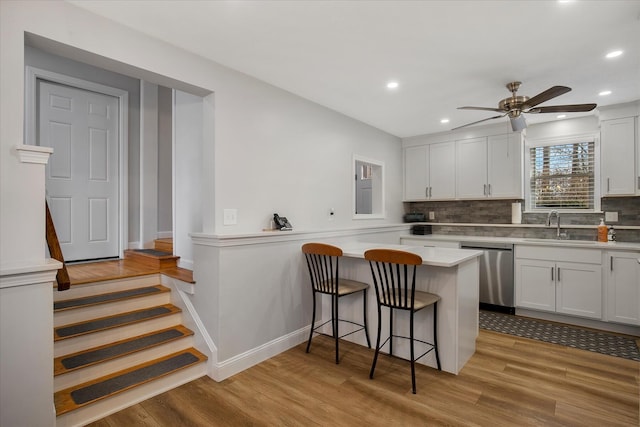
[599,90,612,96]
[386,81,399,89]
[440,118,450,124]
[557,114,567,119]
[605,50,623,59]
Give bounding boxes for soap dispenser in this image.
[597,218,608,243]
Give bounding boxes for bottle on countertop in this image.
[608,226,616,242]
[597,218,608,243]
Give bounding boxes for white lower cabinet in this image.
[515,246,602,319]
[605,251,640,326]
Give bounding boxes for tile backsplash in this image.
[406,197,640,242]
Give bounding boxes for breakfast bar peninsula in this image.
[335,243,482,375]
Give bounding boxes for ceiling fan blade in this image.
[528,103,597,113]
[451,114,505,130]
[523,86,571,108]
[458,106,505,113]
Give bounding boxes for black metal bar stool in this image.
[302,243,371,364]
[364,248,441,394]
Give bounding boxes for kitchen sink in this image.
[522,238,599,245]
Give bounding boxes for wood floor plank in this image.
[88,331,640,427]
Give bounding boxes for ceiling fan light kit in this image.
[454,81,597,131]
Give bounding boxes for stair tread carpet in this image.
[132,248,174,258]
[54,304,181,341]
[54,285,169,312]
[54,325,194,375]
[54,348,207,415]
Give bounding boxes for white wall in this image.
[157,86,173,235]
[173,90,203,268]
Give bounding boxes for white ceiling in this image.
[69,0,640,138]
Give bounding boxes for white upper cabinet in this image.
[601,117,637,196]
[404,145,429,200]
[487,134,522,198]
[404,142,455,201]
[456,133,522,199]
[429,141,456,199]
[456,137,487,199]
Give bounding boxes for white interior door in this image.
[39,80,119,261]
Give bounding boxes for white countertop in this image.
[341,242,482,268]
[401,234,640,250]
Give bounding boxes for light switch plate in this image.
[429,211,435,220]
[223,209,237,225]
[604,211,618,222]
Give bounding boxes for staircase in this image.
[53,239,208,426]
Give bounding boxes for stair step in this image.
[54,348,207,416]
[54,325,194,376]
[154,238,173,253]
[54,285,170,312]
[54,304,182,341]
[124,249,179,269]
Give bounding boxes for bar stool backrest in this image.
[364,249,423,310]
[302,243,343,294]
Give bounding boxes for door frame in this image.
[25,66,129,258]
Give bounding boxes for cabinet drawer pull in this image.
[551,267,554,281]
[611,256,614,272]
[557,267,560,281]
[607,178,610,193]
[637,176,640,190]
[429,187,432,198]
[426,187,429,198]
[483,184,487,196]
[488,184,492,195]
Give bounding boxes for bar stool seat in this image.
[302,243,371,364]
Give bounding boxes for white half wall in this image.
[191,225,409,380]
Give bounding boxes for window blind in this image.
[529,140,595,209]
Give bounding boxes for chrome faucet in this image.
[546,210,561,239]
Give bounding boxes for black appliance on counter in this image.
[410,224,432,235]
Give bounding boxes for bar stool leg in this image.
[363,289,371,348]
[334,293,339,364]
[410,309,416,394]
[434,302,441,370]
[369,302,383,379]
[389,308,394,356]
[306,291,317,353]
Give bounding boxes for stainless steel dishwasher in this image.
[460,241,514,314]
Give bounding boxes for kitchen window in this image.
[525,135,600,211]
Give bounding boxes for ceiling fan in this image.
[453,81,597,131]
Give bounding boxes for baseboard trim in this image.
[213,326,308,381]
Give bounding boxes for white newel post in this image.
[0,145,61,427]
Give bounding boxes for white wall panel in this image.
[89,197,108,241]
[48,121,72,179]
[89,127,108,181]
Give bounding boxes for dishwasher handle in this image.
[461,242,514,251]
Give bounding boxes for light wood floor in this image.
[88,330,639,426]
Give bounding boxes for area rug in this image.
[479,310,640,361]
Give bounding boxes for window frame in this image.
[524,133,601,213]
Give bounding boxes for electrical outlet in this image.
[223,209,237,225]
[604,211,618,222]
[429,211,435,220]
